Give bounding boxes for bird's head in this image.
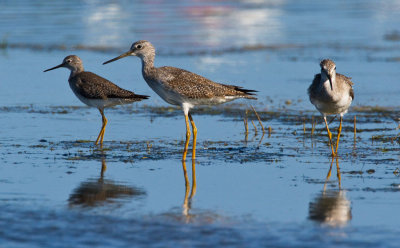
[103,40,155,65]
[320,59,336,90]
[44,55,83,72]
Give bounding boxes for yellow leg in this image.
[188,113,197,162]
[335,116,343,155]
[100,113,108,146]
[188,113,197,198]
[95,128,103,145]
[324,116,336,157]
[95,109,107,146]
[182,114,191,162]
[181,114,191,189]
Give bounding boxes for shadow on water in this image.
[68,152,146,208]
[309,157,352,227]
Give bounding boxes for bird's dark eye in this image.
[66,59,72,63]
[136,44,142,49]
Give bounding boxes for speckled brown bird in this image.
[308,59,354,157]
[103,40,257,162]
[44,55,149,146]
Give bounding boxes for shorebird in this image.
[308,59,354,157]
[103,40,257,199]
[103,40,257,163]
[44,55,149,146]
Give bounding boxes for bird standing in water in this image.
[103,40,257,195]
[103,40,257,161]
[44,55,148,146]
[308,59,354,157]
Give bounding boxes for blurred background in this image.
[1,0,400,108]
[2,0,400,52]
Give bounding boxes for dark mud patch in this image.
[384,31,400,42]
[348,184,400,193]
[8,139,283,165]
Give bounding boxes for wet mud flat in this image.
[0,103,399,247]
[1,104,398,165]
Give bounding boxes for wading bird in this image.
[308,59,354,157]
[103,40,257,192]
[44,55,148,146]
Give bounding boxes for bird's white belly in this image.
[184,97,231,106]
[314,95,352,116]
[145,80,182,106]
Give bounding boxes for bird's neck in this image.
[69,67,84,79]
[321,72,336,91]
[141,55,155,75]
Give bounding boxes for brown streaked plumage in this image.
[69,71,144,101]
[103,40,256,108]
[44,55,149,146]
[103,40,257,192]
[308,59,354,157]
[143,65,257,101]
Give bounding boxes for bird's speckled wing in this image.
[154,66,257,99]
[308,73,321,101]
[71,72,149,100]
[337,73,354,100]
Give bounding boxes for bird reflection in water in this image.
[309,157,351,227]
[176,157,224,225]
[68,156,145,207]
[181,142,197,221]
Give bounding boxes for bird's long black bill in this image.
[43,63,64,72]
[103,51,131,65]
[328,75,333,91]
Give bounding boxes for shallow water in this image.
[1,1,400,247]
